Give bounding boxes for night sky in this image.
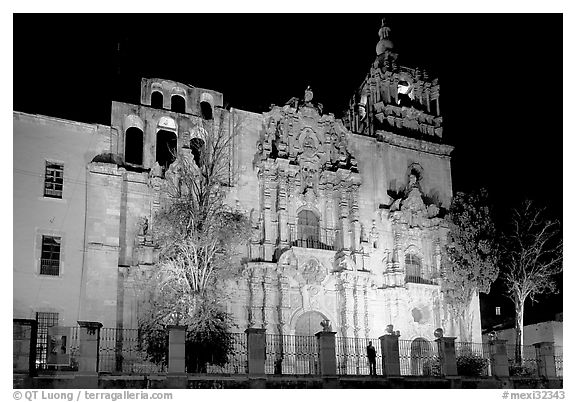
[13,14,563,327]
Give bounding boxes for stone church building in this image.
[13,19,482,351]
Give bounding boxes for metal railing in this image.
[265,334,319,375]
[40,259,60,276]
[455,342,491,377]
[554,346,563,377]
[99,328,166,374]
[398,339,440,376]
[506,344,539,377]
[36,326,79,371]
[336,337,381,376]
[201,332,248,374]
[405,265,438,285]
[287,224,336,251]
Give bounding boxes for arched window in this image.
[171,95,186,114]
[190,138,204,167]
[151,91,164,109]
[156,130,177,170]
[405,254,422,282]
[296,210,320,248]
[200,101,213,120]
[124,127,144,165]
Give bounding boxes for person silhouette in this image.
[367,341,377,376]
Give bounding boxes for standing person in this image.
[367,341,377,376]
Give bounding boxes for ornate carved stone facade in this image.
[226,20,480,343]
[13,17,481,345]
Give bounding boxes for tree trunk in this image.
[514,298,524,365]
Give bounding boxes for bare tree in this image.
[138,110,250,371]
[500,200,562,365]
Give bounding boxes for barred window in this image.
[44,162,63,199]
[405,254,422,279]
[297,210,320,243]
[41,236,61,276]
[36,312,59,368]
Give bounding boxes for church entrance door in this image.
[294,311,324,374]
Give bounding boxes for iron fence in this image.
[506,344,539,377]
[201,332,248,374]
[398,338,440,376]
[98,328,166,374]
[336,337,381,376]
[554,346,563,378]
[265,334,319,375]
[455,342,491,377]
[36,326,79,371]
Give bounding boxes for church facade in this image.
[13,19,482,350]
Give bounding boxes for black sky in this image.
[13,14,563,325]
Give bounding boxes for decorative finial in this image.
[434,328,444,339]
[379,18,391,40]
[376,17,395,57]
[304,86,313,102]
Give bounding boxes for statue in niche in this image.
[253,141,267,168]
[299,164,318,196]
[249,209,262,243]
[302,135,316,157]
[138,216,149,236]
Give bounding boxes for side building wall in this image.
[13,112,109,326]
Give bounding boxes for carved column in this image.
[343,275,356,341]
[338,182,351,251]
[362,279,371,338]
[352,276,361,339]
[336,275,348,337]
[249,267,265,328]
[277,167,289,248]
[262,167,277,261]
[349,184,361,252]
[276,267,290,336]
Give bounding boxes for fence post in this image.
[489,339,510,377]
[13,319,37,377]
[379,333,401,377]
[315,330,337,376]
[75,321,102,388]
[167,325,187,373]
[534,342,557,379]
[435,336,458,377]
[166,325,188,388]
[245,328,266,375]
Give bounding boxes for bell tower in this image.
[344,18,443,142]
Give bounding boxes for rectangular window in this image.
[40,235,61,276]
[36,312,59,368]
[44,162,63,198]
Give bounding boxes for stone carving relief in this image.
[253,92,358,175]
[333,250,357,272]
[299,258,327,285]
[388,163,443,228]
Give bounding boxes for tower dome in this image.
[376,18,394,56]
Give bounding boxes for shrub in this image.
[456,354,488,377]
[509,363,537,377]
